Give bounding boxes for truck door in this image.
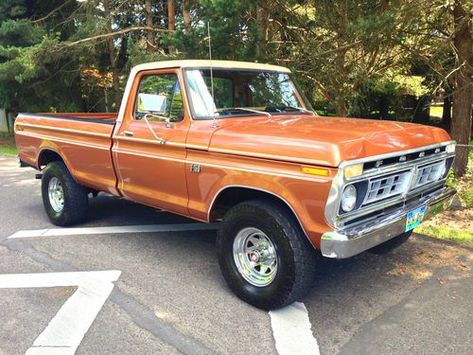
[112,68,190,215]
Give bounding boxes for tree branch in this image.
[65,26,173,47]
[32,0,74,24]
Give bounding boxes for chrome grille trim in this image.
[337,158,450,222]
[325,141,456,230]
[340,141,454,179]
[363,170,411,205]
[414,160,445,189]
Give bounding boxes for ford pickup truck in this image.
[15,60,456,309]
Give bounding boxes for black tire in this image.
[41,161,88,226]
[216,200,318,310]
[368,231,413,255]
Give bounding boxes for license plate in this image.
[405,205,427,232]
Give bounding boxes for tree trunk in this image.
[334,3,349,117]
[451,1,473,177]
[103,0,120,110]
[167,0,176,53]
[334,48,348,116]
[183,0,191,31]
[412,95,431,123]
[256,1,269,58]
[0,108,8,133]
[167,0,176,31]
[145,0,155,51]
[379,95,389,119]
[442,85,452,130]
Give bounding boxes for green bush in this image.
[462,185,473,209]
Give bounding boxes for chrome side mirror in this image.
[137,93,167,114]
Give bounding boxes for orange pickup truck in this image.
[15,60,456,309]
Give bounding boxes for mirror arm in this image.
[142,114,166,144]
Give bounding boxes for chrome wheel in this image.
[233,227,278,287]
[48,177,64,213]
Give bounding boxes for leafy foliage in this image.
[0,1,471,176]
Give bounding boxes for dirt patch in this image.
[387,238,473,282]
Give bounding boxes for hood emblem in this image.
[419,151,425,158]
[399,155,407,162]
[375,160,383,168]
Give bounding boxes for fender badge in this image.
[190,164,201,173]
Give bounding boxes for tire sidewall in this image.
[41,163,74,225]
[217,205,297,308]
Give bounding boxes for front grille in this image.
[414,160,445,189]
[337,144,454,221]
[363,170,411,205]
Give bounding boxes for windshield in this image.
[184,68,313,119]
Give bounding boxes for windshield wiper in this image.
[286,106,314,114]
[266,105,314,114]
[215,107,272,118]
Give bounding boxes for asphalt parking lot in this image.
[1,154,473,355]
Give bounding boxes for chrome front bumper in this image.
[320,186,456,259]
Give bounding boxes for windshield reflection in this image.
[184,69,313,119]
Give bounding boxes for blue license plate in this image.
[405,205,427,232]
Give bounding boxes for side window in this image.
[135,73,184,122]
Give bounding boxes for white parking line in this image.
[0,270,121,355]
[269,302,320,355]
[8,223,220,239]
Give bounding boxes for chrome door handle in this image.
[123,130,134,137]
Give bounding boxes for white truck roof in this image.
[132,60,291,73]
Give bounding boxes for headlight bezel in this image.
[338,181,368,215]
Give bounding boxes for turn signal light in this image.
[301,166,329,176]
[446,143,456,154]
[344,163,364,179]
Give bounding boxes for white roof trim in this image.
[132,60,291,73]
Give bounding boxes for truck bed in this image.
[23,112,118,124]
[15,112,119,195]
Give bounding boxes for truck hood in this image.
[208,115,451,167]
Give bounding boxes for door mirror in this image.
[137,93,167,115]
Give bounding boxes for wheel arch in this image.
[208,185,313,245]
[38,149,64,169]
[37,147,75,181]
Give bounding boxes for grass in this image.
[454,142,473,208]
[0,132,17,156]
[416,225,473,245]
[462,185,473,209]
